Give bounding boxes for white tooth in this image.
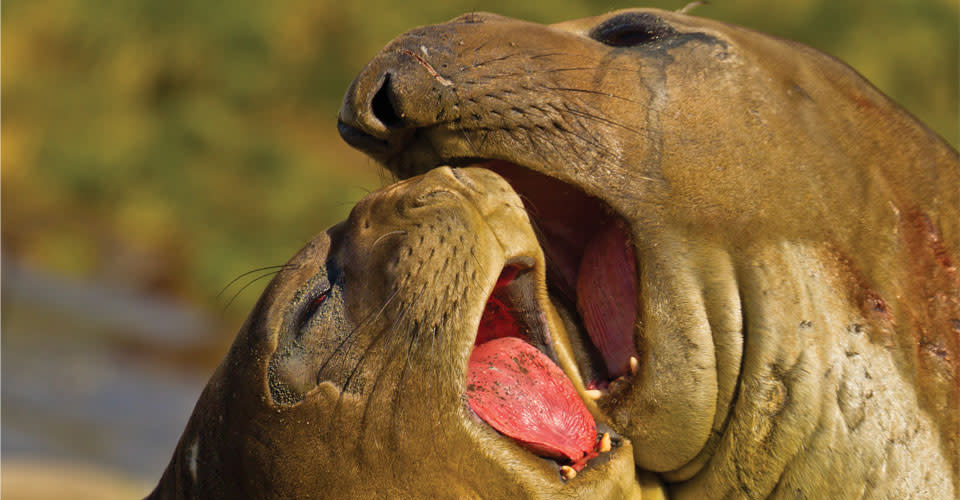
[584,389,604,400]
[630,356,639,375]
[599,432,612,453]
[560,465,577,481]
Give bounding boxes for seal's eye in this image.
[590,12,677,47]
[299,259,341,323]
[300,288,331,323]
[310,291,328,308]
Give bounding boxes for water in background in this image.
[2,259,226,498]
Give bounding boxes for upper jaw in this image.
[391,157,646,400]
[413,160,730,477]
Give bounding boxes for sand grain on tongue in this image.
[466,337,597,467]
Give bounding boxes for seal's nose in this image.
[337,22,471,158]
[338,63,405,143]
[338,12,508,159]
[337,55,403,155]
[338,43,446,156]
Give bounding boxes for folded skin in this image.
[148,167,664,499]
[338,9,960,498]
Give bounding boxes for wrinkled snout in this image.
[337,12,510,156]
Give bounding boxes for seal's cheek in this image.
[267,280,354,405]
[594,230,737,474]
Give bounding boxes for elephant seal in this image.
[148,167,667,499]
[338,9,960,499]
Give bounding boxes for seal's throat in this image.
[466,264,600,471]
[481,161,640,386]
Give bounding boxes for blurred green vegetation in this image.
[3,0,957,321]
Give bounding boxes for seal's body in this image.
[338,9,960,498]
[148,168,657,499]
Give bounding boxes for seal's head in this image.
[338,8,959,497]
[149,168,657,499]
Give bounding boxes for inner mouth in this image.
[466,262,613,474]
[479,160,640,389]
[461,161,642,472]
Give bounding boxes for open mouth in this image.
[466,261,621,478]
[476,161,640,393]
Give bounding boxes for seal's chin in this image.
[466,259,624,478]
[468,160,641,395]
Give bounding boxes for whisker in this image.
[220,269,284,313]
[459,121,481,157]
[360,288,421,382]
[346,288,419,436]
[480,65,636,79]
[372,230,408,249]
[678,0,709,14]
[375,157,395,187]
[332,200,361,209]
[561,105,646,136]
[351,184,374,196]
[448,89,483,157]
[358,293,421,443]
[387,249,486,444]
[466,51,527,69]
[468,49,568,69]
[317,286,402,384]
[527,52,570,60]
[539,85,640,103]
[321,286,405,437]
[470,36,497,55]
[216,264,294,300]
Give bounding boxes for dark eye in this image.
[310,291,329,308]
[590,13,677,47]
[298,261,340,326]
[301,288,331,322]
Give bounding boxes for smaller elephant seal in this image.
[338,8,960,499]
[148,167,667,499]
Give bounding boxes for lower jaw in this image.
[454,161,677,492]
[478,160,641,386]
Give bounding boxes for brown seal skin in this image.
[147,168,658,499]
[338,9,960,499]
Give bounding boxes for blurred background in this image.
[2,0,957,497]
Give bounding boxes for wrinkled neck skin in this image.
[338,8,960,498]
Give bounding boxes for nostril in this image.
[371,73,404,129]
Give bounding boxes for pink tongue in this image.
[576,220,639,378]
[466,337,597,468]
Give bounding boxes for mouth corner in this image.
[463,159,642,387]
[459,204,642,480]
[473,257,555,358]
[463,255,607,475]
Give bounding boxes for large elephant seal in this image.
[148,167,665,499]
[338,9,960,498]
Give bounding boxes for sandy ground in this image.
[2,459,153,500]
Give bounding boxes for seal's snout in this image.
[339,26,464,162]
[336,118,388,154]
[336,66,396,154]
[367,73,405,129]
[338,68,405,147]
[337,54,422,159]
